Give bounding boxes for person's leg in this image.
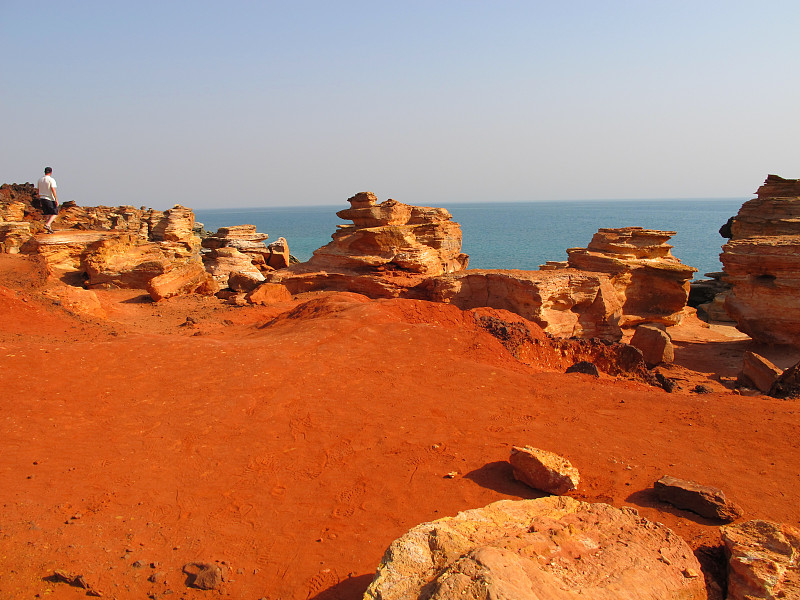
[44,213,56,232]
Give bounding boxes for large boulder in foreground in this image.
[721,519,800,600]
[720,175,800,347]
[364,496,706,600]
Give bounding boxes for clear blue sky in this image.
[2,1,798,209]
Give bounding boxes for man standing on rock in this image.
[36,166,58,233]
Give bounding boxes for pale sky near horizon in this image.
[2,1,798,210]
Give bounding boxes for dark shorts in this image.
[41,199,59,216]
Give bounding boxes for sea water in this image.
[195,198,745,280]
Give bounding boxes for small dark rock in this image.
[148,571,166,584]
[565,361,600,377]
[183,562,222,590]
[654,475,743,522]
[655,371,677,393]
[691,384,713,394]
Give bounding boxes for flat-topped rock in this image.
[424,268,623,340]
[202,224,269,245]
[347,191,378,208]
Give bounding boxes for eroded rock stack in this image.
[315,193,468,275]
[264,192,468,297]
[202,225,273,289]
[720,175,800,346]
[567,227,697,327]
[0,183,37,253]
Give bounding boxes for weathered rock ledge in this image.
[720,175,800,346]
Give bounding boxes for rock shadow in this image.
[120,293,153,304]
[463,461,546,499]
[625,488,729,526]
[308,573,374,600]
[57,271,87,287]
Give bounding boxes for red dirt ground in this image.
[1,253,798,600]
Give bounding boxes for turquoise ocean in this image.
[196,198,745,281]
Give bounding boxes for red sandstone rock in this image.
[346,190,378,208]
[265,237,290,269]
[227,269,265,293]
[509,446,580,495]
[654,475,743,522]
[738,351,783,393]
[21,230,120,272]
[147,262,219,301]
[265,192,469,296]
[182,562,222,590]
[201,224,272,277]
[630,324,674,367]
[567,227,697,327]
[309,213,466,275]
[720,176,800,346]
[335,198,414,227]
[82,234,172,289]
[204,247,264,287]
[246,282,293,305]
[426,268,623,341]
[0,222,33,254]
[721,519,800,600]
[201,225,269,250]
[364,496,706,600]
[42,285,107,319]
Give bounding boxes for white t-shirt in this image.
[37,175,57,201]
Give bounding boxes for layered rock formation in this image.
[20,206,204,292]
[721,519,800,600]
[0,183,39,252]
[425,269,623,340]
[264,192,468,297]
[424,227,695,340]
[720,175,800,346]
[567,227,697,327]
[257,196,696,340]
[364,496,706,600]
[313,193,468,275]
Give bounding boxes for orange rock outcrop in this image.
[721,175,800,346]
[264,192,469,297]
[424,268,623,340]
[567,227,697,327]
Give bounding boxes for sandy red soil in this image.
[1,253,798,600]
